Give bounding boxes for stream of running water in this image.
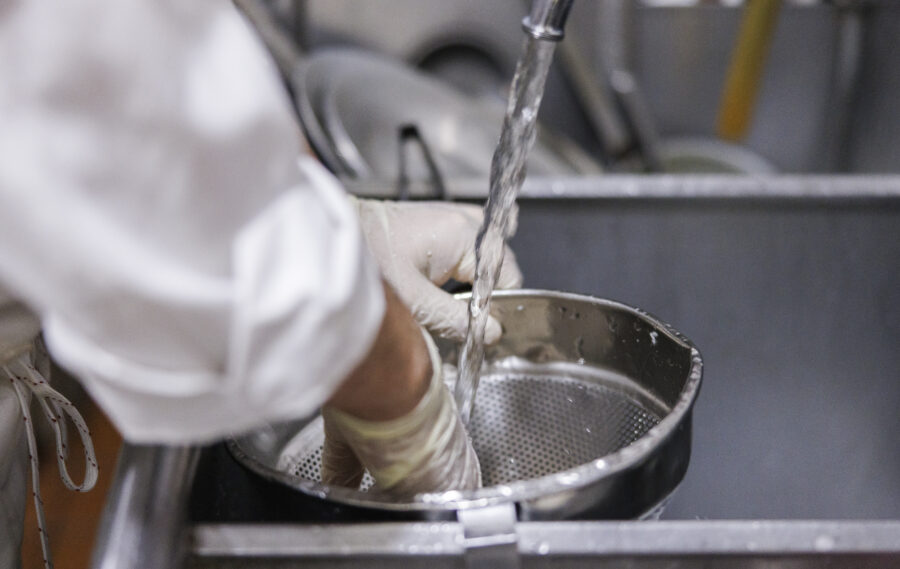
[455,36,557,424]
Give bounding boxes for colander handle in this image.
[458,503,520,569]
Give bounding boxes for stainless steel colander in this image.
[228,290,702,521]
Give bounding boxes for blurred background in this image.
[271,0,900,176]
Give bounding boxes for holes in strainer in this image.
[467,373,660,487]
[276,373,660,492]
[285,445,376,491]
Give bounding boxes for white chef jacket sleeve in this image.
[0,0,385,443]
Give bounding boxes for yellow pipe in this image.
[716,0,783,142]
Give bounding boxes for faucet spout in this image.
[522,0,574,42]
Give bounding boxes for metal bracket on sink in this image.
[457,502,521,569]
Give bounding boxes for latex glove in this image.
[355,199,522,344]
[321,329,481,499]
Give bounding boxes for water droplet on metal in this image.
[557,471,580,485]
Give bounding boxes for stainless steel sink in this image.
[188,521,900,568]
[90,175,900,569]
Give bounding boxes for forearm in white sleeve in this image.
[0,0,385,443]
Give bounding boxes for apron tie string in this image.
[5,350,98,569]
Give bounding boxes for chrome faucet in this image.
[522,0,575,42]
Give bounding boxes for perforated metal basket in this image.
[228,290,702,520]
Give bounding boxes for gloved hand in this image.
[321,328,481,499]
[354,199,523,344]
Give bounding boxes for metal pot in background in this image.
[656,137,778,174]
[293,49,602,194]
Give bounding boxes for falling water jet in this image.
[455,0,574,424]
